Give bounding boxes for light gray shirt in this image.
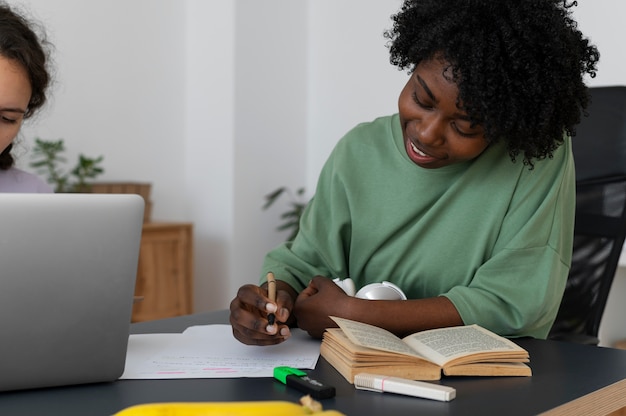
[0,168,53,193]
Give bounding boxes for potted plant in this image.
[29,138,104,193]
[263,186,307,241]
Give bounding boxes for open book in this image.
[321,316,531,383]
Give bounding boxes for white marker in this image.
[354,373,456,402]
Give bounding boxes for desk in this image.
[2,311,626,416]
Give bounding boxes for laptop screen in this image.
[0,193,144,391]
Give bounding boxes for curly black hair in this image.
[384,0,600,165]
[0,2,52,170]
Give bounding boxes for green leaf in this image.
[263,187,287,210]
[28,138,104,193]
[263,186,308,241]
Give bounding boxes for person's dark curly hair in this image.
[0,2,52,170]
[384,0,600,165]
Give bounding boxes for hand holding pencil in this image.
[229,270,297,346]
[262,271,294,340]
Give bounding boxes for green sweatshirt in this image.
[262,114,575,339]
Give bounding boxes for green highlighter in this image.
[273,366,336,399]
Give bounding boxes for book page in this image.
[330,316,426,359]
[320,336,442,383]
[402,324,526,367]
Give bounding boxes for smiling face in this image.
[0,55,32,154]
[398,56,488,169]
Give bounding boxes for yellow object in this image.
[113,396,345,416]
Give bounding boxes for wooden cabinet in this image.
[132,222,193,322]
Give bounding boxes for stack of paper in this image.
[121,325,321,379]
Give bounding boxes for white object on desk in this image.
[354,373,456,402]
[121,325,320,379]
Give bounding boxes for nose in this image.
[417,115,446,147]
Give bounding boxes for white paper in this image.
[121,324,320,379]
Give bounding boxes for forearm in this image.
[341,296,463,338]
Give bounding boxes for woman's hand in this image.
[293,276,354,338]
[229,281,297,345]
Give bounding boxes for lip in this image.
[405,138,440,166]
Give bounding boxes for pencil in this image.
[267,272,276,326]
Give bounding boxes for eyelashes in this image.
[412,92,432,110]
[410,92,479,138]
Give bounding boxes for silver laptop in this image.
[0,193,144,391]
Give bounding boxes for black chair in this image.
[549,86,626,345]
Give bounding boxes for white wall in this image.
[306,0,406,191]
[183,0,236,315]
[16,0,187,213]
[231,0,308,308]
[573,0,626,87]
[8,1,626,345]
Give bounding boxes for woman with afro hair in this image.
[230,0,600,345]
